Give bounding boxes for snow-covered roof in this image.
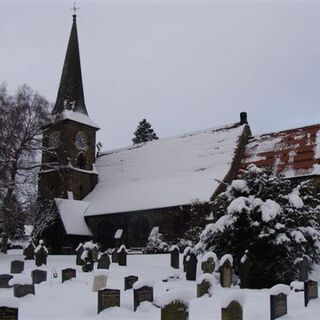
[242,124,320,178]
[54,198,92,236]
[84,123,246,216]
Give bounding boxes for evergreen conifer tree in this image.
[132,119,159,144]
[195,165,320,288]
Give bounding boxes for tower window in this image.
[77,153,86,169]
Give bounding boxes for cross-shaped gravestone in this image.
[10,260,24,274]
[170,246,180,269]
[97,253,110,269]
[186,253,197,281]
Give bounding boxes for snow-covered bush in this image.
[145,227,169,253]
[195,165,320,288]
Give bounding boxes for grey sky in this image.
[1,0,320,150]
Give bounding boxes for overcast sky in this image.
[1,0,320,149]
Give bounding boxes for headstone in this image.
[133,285,154,311]
[35,243,48,267]
[186,253,197,281]
[183,248,192,273]
[98,253,110,269]
[10,260,24,274]
[170,247,179,269]
[161,300,188,320]
[97,288,120,314]
[82,249,94,272]
[92,246,99,262]
[304,280,318,307]
[201,257,215,274]
[76,243,84,266]
[220,260,232,288]
[270,293,287,320]
[111,248,118,263]
[0,274,13,288]
[299,257,309,282]
[222,301,243,320]
[93,275,107,292]
[62,268,76,283]
[0,306,18,320]
[118,247,127,266]
[13,284,35,298]
[23,241,35,260]
[239,253,251,289]
[197,278,212,297]
[124,275,138,290]
[31,269,47,284]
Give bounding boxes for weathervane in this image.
[70,1,79,15]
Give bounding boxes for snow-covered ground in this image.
[1,250,320,319]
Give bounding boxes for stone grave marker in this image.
[0,306,18,320]
[0,274,13,288]
[124,275,138,290]
[93,274,107,292]
[170,246,180,269]
[197,276,212,297]
[10,260,24,274]
[62,268,76,283]
[161,300,188,320]
[111,248,118,263]
[31,269,47,284]
[299,257,309,282]
[97,288,120,314]
[270,293,287,320]
[183,247,192,273]
[13,284,35,298]
[239,252,251,289]
[304,280,318,307]
[221,301,243,320]
[133,285,154,311]
[23,241,35,260]
[34,241,48,267]
[201,257,215,274]
[220,259,232,288]
[186,253,197,281]
[118,246,127,266]
[98,253,110,269]
[76,243,84,266]
[92,245,99,262]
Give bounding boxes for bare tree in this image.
[0,83,50,251]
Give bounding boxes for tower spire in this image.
[52,12,87,115]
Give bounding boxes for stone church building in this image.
[39,15,320,253]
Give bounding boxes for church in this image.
[39,15,320,253]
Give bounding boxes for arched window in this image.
[77,153,86,169]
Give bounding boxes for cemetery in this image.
[0,246,320,319]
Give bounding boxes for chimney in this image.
[240,112,248,125]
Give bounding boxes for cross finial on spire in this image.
[70,1,79,17]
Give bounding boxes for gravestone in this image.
[197,278,212,297]
[161,300,188,320]
[111,248,118,263]
[93,274,107,292]
[124,275,138,290]
[183,248,192,273]
[299,257,309,282]
[304,280,318,307]
[31,269,47,284]
[118,247,127,266]
[222,301,243,320]
[0,306,18,320]
[133,285,154,311]
[170,247,179,269]
[239,253,251,289]
[82,249,94,272]
[220,260,232,288]
[0,274,13,288]
[35,244,47,267]
[13,284,35,298]
[76,243,84,266]
[270,293,287,320]
[62,268,76,283]
[186,253,197,281]
[92,246,99,262]
[10,260,24,274]
[97,253,110,269]
[201,257,215,274]
[97,288,120,314]
[23,241,35,260]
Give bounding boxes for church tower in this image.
[39,14,99,202]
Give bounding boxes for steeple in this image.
[52,14,88,115]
